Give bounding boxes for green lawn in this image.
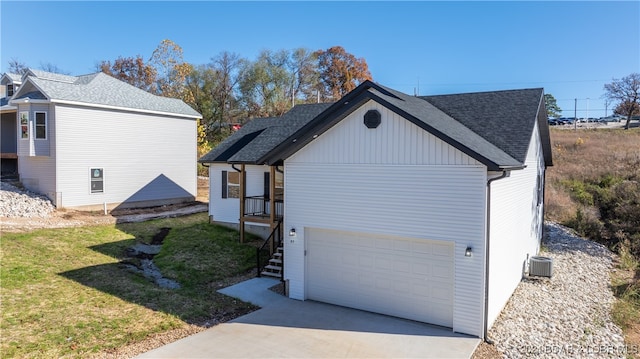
[0,213,259,358]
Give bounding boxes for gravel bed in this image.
[488,222,627,358]
[0,181,55,218]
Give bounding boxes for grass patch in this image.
[0,213,260,358]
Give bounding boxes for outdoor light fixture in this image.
[465,247,473,257]
[289,228,296,236]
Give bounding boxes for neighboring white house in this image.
[0,69,201,210]
[199,81,553,339]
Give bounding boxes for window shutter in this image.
[264,172,270,199]
[222,171,228,198]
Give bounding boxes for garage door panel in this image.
[307,228,454,328]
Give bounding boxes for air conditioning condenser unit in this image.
[529,256,553,277]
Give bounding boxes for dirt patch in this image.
[0,202,208,233]
[1,178,210,233]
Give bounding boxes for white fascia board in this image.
[10,78,51,103]
[50,99,202,120]
[0,105,17,113]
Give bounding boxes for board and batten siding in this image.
[54,104,196,208]
[486,122,544,328]
[208,163,270,225]
[17,103,56,202]
[284,100,488,336]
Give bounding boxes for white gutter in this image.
[50,99,201,120]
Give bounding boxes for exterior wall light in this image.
[465,247,473,257]
[289,228,296,237]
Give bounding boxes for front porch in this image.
[235,164,284,279]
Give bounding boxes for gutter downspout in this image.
[483,170,509,344]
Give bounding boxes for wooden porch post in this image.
[269,165,276,254]
[239,164,246,243]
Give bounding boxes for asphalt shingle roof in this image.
[200,81,550,170]
[11,69,201,118]
[422,88,544,164]
[199,103,332,163]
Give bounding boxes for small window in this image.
[35,112,47,139]
[90,168,104,194]
[221,170,240,198]
[536,170,544,206]
[19,112,29,139]
[7,84,14,97]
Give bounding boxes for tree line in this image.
[8,39,373,153]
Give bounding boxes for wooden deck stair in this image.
[260,246,283,278]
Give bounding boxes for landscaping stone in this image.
[0,181,55,218]
[487,222,627,358]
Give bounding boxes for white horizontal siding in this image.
[284,99,489,336]
[284,164,487,336]
[288,100,481,166]
[208,164,269,225]
[17,104,56,203]
[487,123,544,328]
[54,104,196,208]
[18,155,56,201]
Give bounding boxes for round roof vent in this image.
[364,110,381,129]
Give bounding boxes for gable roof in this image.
[199,103,332,163]
[9,69,201,119]
[200,81,552,170]
[1,72,22,85]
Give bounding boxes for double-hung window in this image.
[35,112,47,139]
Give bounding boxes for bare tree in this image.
[7,58,28,75]
[604,73,640,130]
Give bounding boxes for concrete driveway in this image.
[136,278,480,358]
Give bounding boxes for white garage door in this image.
[306,228,454,328]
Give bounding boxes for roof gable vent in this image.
[364,109,381,129]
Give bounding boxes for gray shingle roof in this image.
[1,72,22,84]
[200,81,551,170]
[199,103,332,163]
[11,69,201,118]
[422,88,544,164]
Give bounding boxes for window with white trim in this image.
[7,84,14,97]
[35,112,47,139]
[19,112,29,139]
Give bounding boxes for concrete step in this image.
[260,270,281,278]
[269,258,282,264]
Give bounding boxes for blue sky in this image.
[1,1,638,118]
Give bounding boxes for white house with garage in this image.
[199,81,552,339]
[0,69,201,210]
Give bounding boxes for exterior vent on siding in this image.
[529,256,553,277]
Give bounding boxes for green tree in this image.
[544,93,562,118]
[604,73,640,130]
[315,46,372,101]
[287,48,320,104]
[149,39,191,98]
[238,49,292,118]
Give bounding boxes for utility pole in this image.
[574,98,577,131]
